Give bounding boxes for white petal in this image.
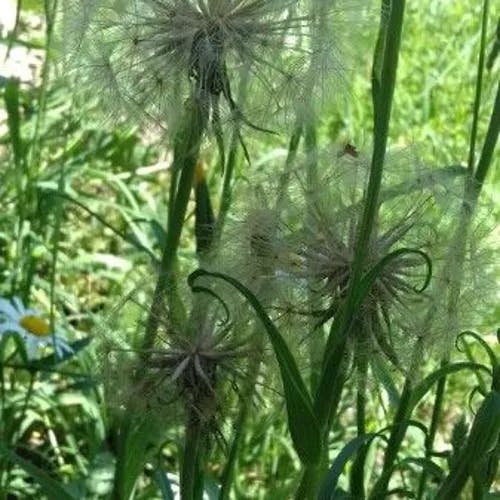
[12,297,26,315]
[0,322,27,336]
[24,338,39,360]
[54,337,73,358]
[0,299,21,321]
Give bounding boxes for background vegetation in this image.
[0,0,498,498]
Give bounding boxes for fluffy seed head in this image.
[98,278,252,429]
[62,0,362,132]
[276,147,450,370]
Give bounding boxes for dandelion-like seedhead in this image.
[260,148,452,371]
[415,196,499,359]
[62,0,363,133]
[98,280,253,432]
[212,170,302,305]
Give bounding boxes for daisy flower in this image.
[0,297,73,360]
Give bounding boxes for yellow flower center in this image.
[19,315,50,337]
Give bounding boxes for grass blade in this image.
[0,444,76,500]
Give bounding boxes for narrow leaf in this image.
[0,444,76,500]
[188,269,321,465]
[355,249,432,310]
[3,78,24,169]
[319,434,379,500]
[154,469,175,500]
[411,362,490,411]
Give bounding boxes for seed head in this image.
[98,278,252,430]
[62,0,361,132]
[279,148,448,370]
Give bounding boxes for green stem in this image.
[49,141,68,342]
[296,3,406,495]
[215,124,240,236]
[276,123,303,210]
[371,0,391,116]
[416,359,448,500]
[181,412,205,500]
[219,335,263,500]
[304,115,321,393]
[417,65,499,500]
[368,378,413,499]
[474,79,500,191]
[349,350,369,499]
[218,406,248,500]
[356,364,367,438]
[467,0,489,174]
[435,389,500,499]
[416,78,499,500]
[319,0,406,432]
[294,464,322,500]
[143,96,208,350]
[215,68,249,239]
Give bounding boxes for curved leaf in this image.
[319,433,381,500]
[154,470,175,500]
[456,330,498,369]
[411,362,490,411]
[355,248,432,309]
[188,269,321,465]
[395,457,444,480]
[436,390,500,498]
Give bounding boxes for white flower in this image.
[0,297,73,360]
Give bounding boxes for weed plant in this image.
[0,0,498,499]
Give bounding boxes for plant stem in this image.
[368,377,413,499]
[294,463,322,500]
[418,32,499,499]
[320,0,406,432]
[181,411,205,500]
[276,123,303,210]
[467,0,490,175]
[219,334,263,500]
[349,348,369,499]
[215,68,249,239]
[215,124,240,236]
[296,2,406,495]
[304,121,322,393]
[416,359,447,500]
[474,79,499,191]
[21,0,60,301]
[143,96,208,350]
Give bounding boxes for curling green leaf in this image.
[436,389,500,499]
[411,362,491,411]
[319,434,379,500]
[355,248,432,309]
[188,269,321,465]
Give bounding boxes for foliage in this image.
[0,0,498,499]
